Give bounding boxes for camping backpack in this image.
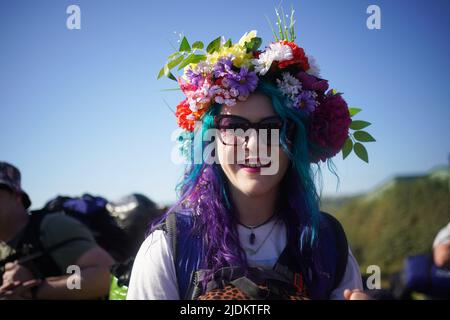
[403,253,450,298]
[161,210,349,300]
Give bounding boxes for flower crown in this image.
[158,8,375,163]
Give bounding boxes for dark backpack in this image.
[33,194,133,263]
[1,194,133,284]
[161,210,349,300]
[403,253,450,298]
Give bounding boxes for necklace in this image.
[239,214,276,245]
[243,219,279,256]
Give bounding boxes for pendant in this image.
[249,232,255,245]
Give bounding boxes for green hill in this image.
[321,166,450,275]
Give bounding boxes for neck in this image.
[230,186,279,226]
[0,209,29,243]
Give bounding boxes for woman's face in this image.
[216,93,290,197]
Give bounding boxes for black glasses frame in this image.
[213,114,295,146]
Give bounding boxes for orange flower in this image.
[176,100,207,132]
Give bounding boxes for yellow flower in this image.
[206,45,253,68]
[238,30,257,46]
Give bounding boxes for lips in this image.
[237,158,271,173]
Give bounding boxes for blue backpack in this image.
[404,254,450,298]
[162,210,349,300]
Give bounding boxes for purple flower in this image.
[224,66,258,98]
[296,71,329,94]
[297,90,317,114]
[212,57,234,78]
[185,69,204,87]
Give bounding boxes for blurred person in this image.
[432,222,450,269]
[0,162,114,299]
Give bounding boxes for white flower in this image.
[188,100,198,112]
[238,30,257,46]
[252,42,293,75]
[214,96,225,104]
[269,42,293,61]
[224,98,236,106]
[229,87,239,98]
[276,72,302,98]
[252,51,274,75]
[306,54,321,77]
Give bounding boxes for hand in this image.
[344,289,372,300]
[0,279,41,300]
[2,261,35,285]
[433,243,450,269]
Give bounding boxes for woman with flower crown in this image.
[127,10,373,300]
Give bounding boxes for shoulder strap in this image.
[165,212,178,260]
[159,212,203,300]
[321,212,349,289]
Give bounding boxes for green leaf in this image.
[354,142,369,163]
[206,36,222,54]
[167,51,180,60]
[349,107,362,117]
[167,54,184,70]
[350,120,371,130]
[245,37,262,52]
[192,41,204,49]
[157,66,166,79]
[354,131,376,142]
[223,39,232,48]
[179,37,191,52]
[265,15,279,41]
[178,54,206,70]
[342,137,353,159]
[160,87,182,92]
[161,64,177,81]
[332,89,337,95]
[167,71,177,81]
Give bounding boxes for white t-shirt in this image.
[126,219,363,300]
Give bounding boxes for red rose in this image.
[307,93,351,163]
[278,41,310,72]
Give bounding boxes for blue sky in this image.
[1,0,449,209]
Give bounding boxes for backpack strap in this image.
[158,211,203,300]
[162,211,349,300]
[280,211,349,299]
[321,212,349,290]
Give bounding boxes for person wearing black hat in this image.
[0,161,114,299]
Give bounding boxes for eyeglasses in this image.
[214,114,294,146]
